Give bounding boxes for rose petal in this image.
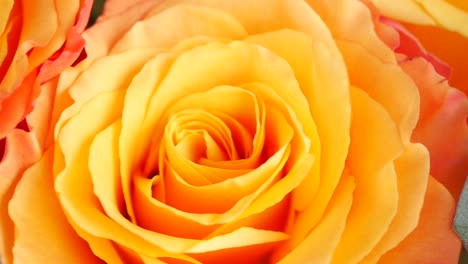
[331,87,402,263]
[369,0,468,37]
[84,0,159,60]
[401,57,468,199]
[273,176,355,263]
[37,0,93,83]
[101,0,155,19]
[362,143,430,263]
[110,4,248,54]
[397,22,468,95]
[379,176,462,263]
[8,149,100,263]
[245,28,349,232]
[0,70,38,139]
[381,18,452,79]
[0,129,40,263]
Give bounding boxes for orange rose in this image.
[0,0,92,263]
[1,0,465,263]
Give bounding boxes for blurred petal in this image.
[379,176,462,263]
[398,22,468,95]
[401,57,468,199]
[369,0,468,37]
[101,0,156,18]
[381,18,452,79]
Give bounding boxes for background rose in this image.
[0,0,465,263]
[0,1,93,263]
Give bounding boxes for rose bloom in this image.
[1,0,467,263]
[0,0,92,263]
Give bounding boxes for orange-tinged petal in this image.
[37,0,93,83]
[381,18,451,79]
[337,40,420,144]
[446,0,468,11]
[399,22,468,95]
[0,129,40,264]
[55,92,198,261]
[307,0,421,144]
[87,121,197,257]
[369,0,468,37]
[331,87,401,263]
[0,69,57,263]
[401,57,468,199]
[8,149,100,263]
[362,143,430,263]
[127,41,315,218]
[0,70,38,139]
[133,146,291,236]
[244,29,351,258]
[0,0,13,34]
[379,176,462,263]
[27,0,80,71]
[0,0,57,95]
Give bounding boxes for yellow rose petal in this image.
[331,87,400,263]
[133,144,290,234]
[307,0,397,63]
[111,4,248,54]
[84,0,159,60]
[337,40,420,144]
[247,29,349,242]
[274,176,355,263]
[363,143,429,263]
[63,113,198,261]
[0,0,13,34]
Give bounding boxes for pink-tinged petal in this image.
[397,22,468,95]
[399,56,468,200]
[380,17,452,80]
[37,0,93,83]
[379,176,462,263]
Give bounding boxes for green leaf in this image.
[88,0,106,27]
[455,177,468,254]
